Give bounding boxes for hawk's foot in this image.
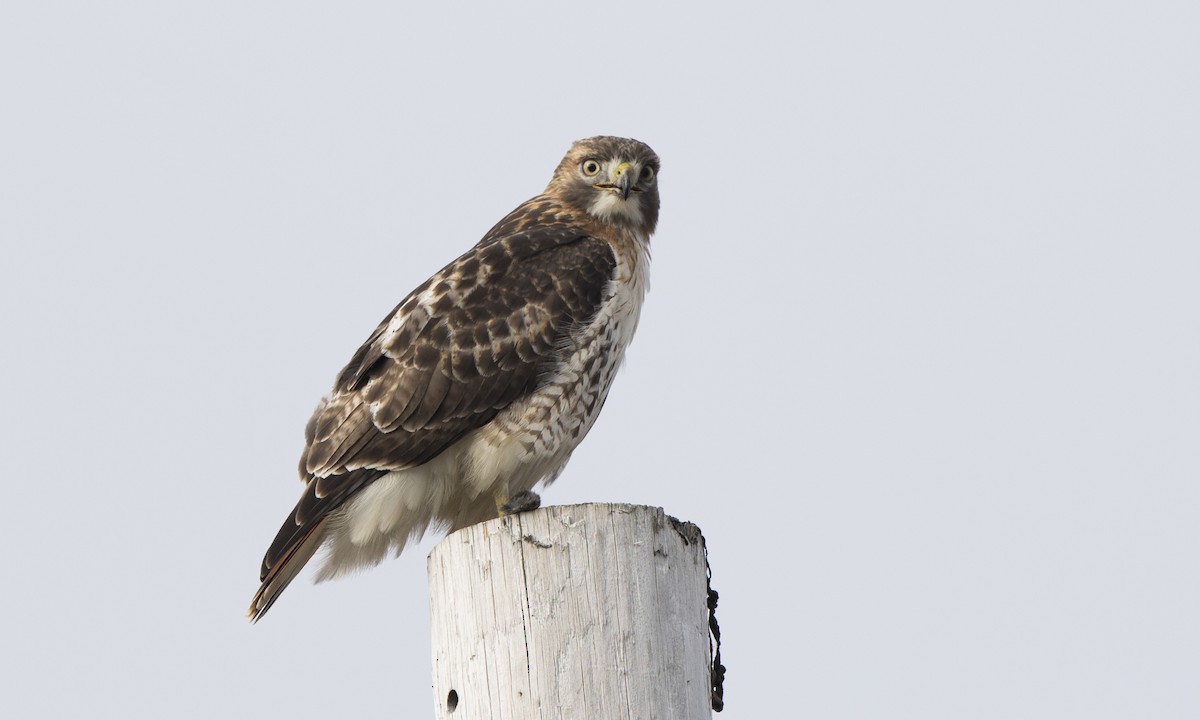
[499,491,542,515]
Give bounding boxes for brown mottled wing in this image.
[256,219,616,587]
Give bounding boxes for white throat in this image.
[587,192,645,225]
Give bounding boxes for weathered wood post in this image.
[428,503,715,719]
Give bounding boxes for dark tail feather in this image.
[248,469,384,622]
[246,517,329,623]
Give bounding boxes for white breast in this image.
[465,234,650,495]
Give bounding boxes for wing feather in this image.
[252,206,618,616]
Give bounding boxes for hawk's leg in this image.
[498,491,542,515]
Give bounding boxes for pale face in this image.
[549,136,661,233]
[580,156,657,226]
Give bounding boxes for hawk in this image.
[248,136,660,621]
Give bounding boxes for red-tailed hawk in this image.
[249,136,660,621]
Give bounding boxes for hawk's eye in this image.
[582,159,602,177]
[640,166,656,183]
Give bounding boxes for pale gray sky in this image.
[2,2,1197,718]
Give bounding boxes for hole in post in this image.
[446,689,459,713]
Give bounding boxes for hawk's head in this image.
[548,136,660,235]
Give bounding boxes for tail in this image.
[247,469,384,622]
[246,516,330,623]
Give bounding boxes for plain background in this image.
[2,2,1197,717]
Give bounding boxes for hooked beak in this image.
[596,162,637,200]
[615,162,634,200]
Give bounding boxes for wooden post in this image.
[428,503,713,719]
